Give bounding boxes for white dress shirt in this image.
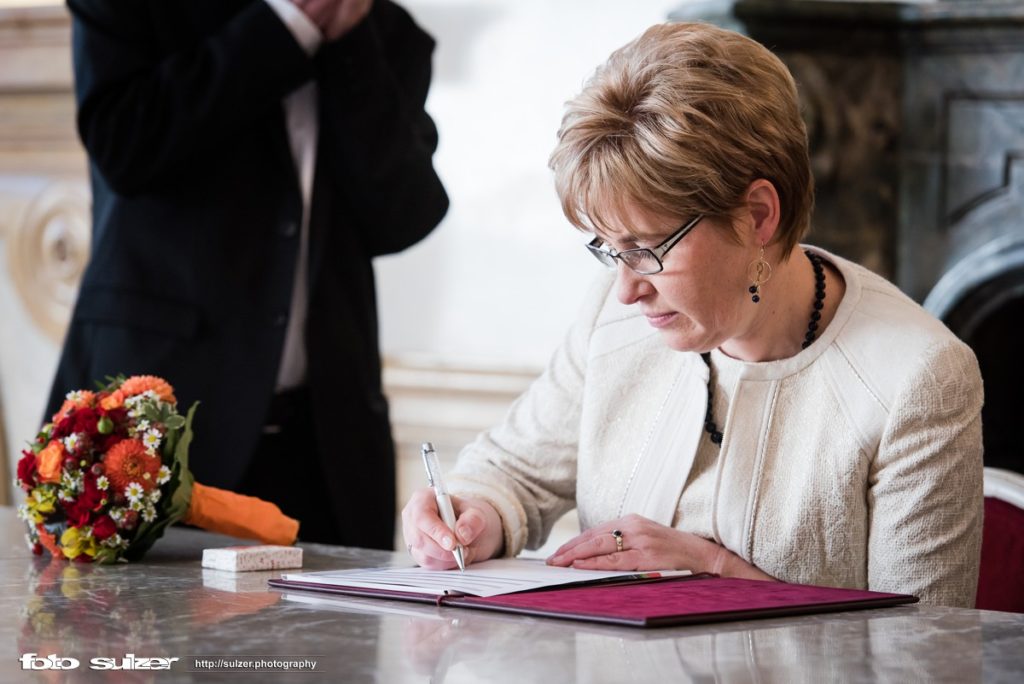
[264,0,323,390]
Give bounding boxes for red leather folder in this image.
[269,574,917,628]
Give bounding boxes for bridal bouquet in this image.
[16,375,299,563]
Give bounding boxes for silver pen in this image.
[421,442,466,571]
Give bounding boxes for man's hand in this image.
[291,0,372,41]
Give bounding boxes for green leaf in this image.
[98,374,126,392]
[94,547,120,564]
[123,401,199,562]
[174,402,198,475]
[165,415,185,430]
[162,430,179,463]
[143,404,161,423]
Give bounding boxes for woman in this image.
[403,23,983,607]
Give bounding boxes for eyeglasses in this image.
[586,214,703,275]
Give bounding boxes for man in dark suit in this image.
[46,0,449,548]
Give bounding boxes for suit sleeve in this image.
[313,0,448,256]
[68,0,314,195]
[868,339,984,607]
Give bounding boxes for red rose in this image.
[92,515,117,540]
[121,510,139,530]
[16,451,36,490]
[52,414,75,439]
[64,499,90,527]
[79,473,105,510]
[96,432,123,453]
[63,474,106,526]
[70,407,100,436]
[103,406,128,425]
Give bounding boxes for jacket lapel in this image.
[617,352,707,524]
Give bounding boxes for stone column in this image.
[0,2,89,501]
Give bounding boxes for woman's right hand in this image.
[402,488,504,570]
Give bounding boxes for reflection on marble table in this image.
[1,508,1022,683]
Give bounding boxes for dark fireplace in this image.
[927,236,1024,475]
[673,0,1024,474]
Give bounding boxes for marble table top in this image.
[2,508,1022,683]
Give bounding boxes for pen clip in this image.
[421,442,442,491]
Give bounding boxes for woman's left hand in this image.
[546,514,720,572]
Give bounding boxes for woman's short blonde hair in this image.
[549,22,813,253]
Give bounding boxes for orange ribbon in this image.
[183,482,299,545]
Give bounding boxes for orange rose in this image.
[100,389,125,411]
[37,442,65,484]
[120,375,176,403]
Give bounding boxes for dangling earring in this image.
[747,244,772,303]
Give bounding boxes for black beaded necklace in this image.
[701,249,827,446]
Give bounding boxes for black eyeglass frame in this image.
[586,214,704,275]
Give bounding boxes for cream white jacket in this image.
[449,247,984,607]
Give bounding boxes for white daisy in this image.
[142,429,162,453]
[63,433,81,452]
[61,472,81,494]
[141,506,156,523]
[156,466,171,485]
[148,489,162,504]
[124,482,145,502]
[128,498,143,512]
[96,476,109,490]
[102,533,125,548]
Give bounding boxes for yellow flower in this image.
[25,488,57,523]
[60,526,99,560]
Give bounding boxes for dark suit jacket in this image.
[47,0,449,549]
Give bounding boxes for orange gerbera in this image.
[37,442,65,484]
[104,440,162,493]
[53,390,96,423]
[120,375,176,403]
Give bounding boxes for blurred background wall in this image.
[0,0,679,550]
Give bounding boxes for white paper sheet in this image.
[278,558,689,597]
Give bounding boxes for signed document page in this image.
[277,558,689,597]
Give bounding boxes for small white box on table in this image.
[202,545,303,572]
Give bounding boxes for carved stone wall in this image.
[0,3,87,504]
[730,0,1024,472]
[732,0,1024,300]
